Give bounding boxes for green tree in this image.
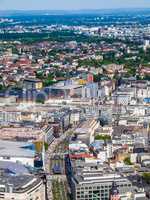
[124,157,132,165]
[44,142,49,151]
[95,135,111,141]
[142,173,150,184]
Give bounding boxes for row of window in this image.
[76,183,131,191]
[77,190,109,194]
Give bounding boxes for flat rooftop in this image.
[0,140,35,158]
[74,170,131,185]
[0,161,29,174]
[0,174,42,193]
[75,119,98,134]
[49,84,82,90]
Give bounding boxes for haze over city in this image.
[0,0,150,10]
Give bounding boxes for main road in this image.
[45,127,75,200]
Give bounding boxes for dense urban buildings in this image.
[0,7,149,200]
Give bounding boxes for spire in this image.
[110,181,121,200]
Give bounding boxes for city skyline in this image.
[0,0,150,10]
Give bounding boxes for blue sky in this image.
[0,0,150,10]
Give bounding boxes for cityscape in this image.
[0,1,150,200]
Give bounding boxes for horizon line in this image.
[0,7,150,12]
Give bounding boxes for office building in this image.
[70,162,132,200]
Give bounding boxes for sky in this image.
[0,0,150,10]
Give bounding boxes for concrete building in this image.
[69,164,132,200]
[47,81,83,98]
[0,111,21,123]
[70,110,80,125]
[75,119,100,144]
[0,173,45,200]
[48,108,71,131]
[106,141,113,159]
[23,78,43,90]
[0,125,44,141]
[0,96,17,105]
[82,83,99,99]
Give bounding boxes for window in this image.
[3,156,10,160]
[0,188,5,192]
